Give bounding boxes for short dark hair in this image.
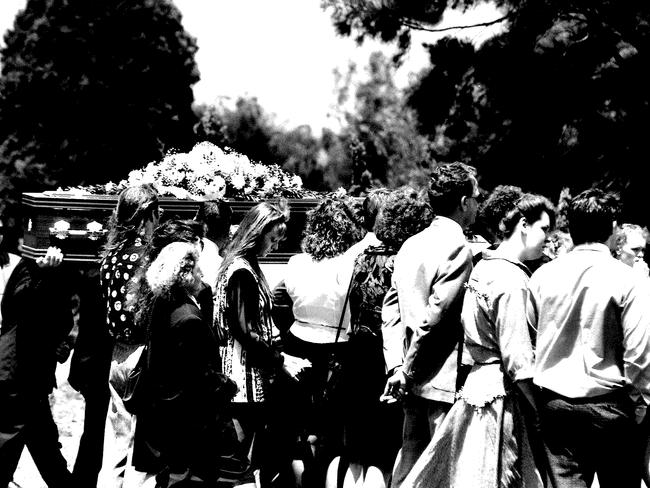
[477,185,523,242]
[148,219,204,261]
[501,193,556,239]
[428,162,477,216]
[302,198,363,261]
[568,188,620,245]
[375,187,433,250]
[195,200,232,243]
[362,188,391,232]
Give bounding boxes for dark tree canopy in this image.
[0,0,200,217]
[325,0,650,225]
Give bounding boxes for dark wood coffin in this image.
[21,192,320,264]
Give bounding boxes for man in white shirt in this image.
[382,162,479,487]
[528,188,650,488]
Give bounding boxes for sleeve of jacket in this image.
[381,284,402,374]
[401,242,472,378]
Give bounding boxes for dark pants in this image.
[539,388,642,488]
[390,394,451,488]
[0,392,72,488]
[72,384,110,488]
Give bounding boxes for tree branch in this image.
[400,12,512,33]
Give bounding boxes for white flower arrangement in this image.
[60,141,312,200]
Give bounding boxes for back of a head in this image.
[148,219,204,262]
[375,187,433,250]
[568,188,620,246]
[105,184,159,252]
[302,197,363,261]
[196,200,232,243]
[362,188,391,232]
[115,184,159,228]
[428,162,477,216]
[478,185,523,242]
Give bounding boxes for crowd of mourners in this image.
[1,162,650,488]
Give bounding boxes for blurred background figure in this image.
[195,200,233,292]
[613,223,649,276]
[0,216,21,336]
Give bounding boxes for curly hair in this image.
[613,223,648,256]
[302,197,364,261]
[428,162,477,216]
[128,219,204,332]
[146,242,200,300]
[361,188,391,232]
[477,185,524,242]
[374,187,433,250]
[103,184,159,256]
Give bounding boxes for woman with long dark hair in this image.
[214,200,309,487]
[98,183,159,488]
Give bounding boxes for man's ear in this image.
[460,195,469,210]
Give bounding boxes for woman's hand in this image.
[281,352,311,381]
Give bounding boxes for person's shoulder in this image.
[287,253,311,266]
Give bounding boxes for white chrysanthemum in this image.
[230,172,246,190]
[127,169,144,183]
[290,175,303,188]
[251,164,268,179]
[263,176,280,192]
[205,175,227,199]
[215,153,236,175]
[165,186,190,199]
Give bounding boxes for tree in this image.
[324,1,650,224]
[0,0,199,217]
[334,51,433,194]
[194,97,278,168]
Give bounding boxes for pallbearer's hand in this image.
[36,247,63,269]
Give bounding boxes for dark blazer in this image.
[132,292,235,481]
[0,258,72,396]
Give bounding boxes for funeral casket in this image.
[21,191,320,265]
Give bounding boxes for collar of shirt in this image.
[571,242,611,254]
[429,215,466,237]
[481,249,532,277]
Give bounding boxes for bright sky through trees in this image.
[0,0,504,132]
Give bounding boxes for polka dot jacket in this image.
[100,238,147,345]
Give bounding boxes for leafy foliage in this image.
[334,52,434,194]
[324,0,650,226]
[0,0,200,218]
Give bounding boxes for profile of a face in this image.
[259,224,285,257]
